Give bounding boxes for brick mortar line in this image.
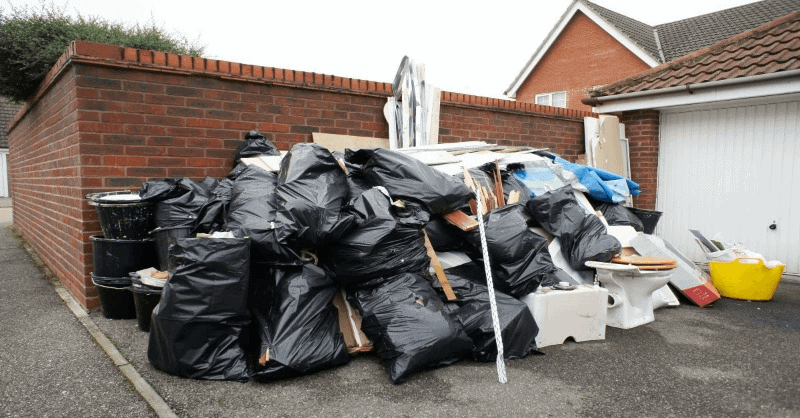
[7,226,178,418]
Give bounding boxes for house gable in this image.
[515,11,652,111]
[505,0,660,99]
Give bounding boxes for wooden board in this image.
[332,290,373,354]
[595,115,625,176]
[423,231,457,302]
[312,132,389,152]
[443,210,478,232]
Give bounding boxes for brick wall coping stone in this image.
[9,40,596,132]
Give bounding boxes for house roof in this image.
[505,0,800,98]
[0,97,22,149]
[586,11,800,99]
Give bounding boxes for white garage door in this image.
[657,99,800,275]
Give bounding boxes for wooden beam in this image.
[423,230,457,302]
[443,210,479,232]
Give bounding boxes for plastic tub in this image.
[131,277,163,332]
[627,207,663,235]
[87,191,155,240]
[91,273,136,319]
[150,226,193,271]
[91,235,158,277]
[709,257,785,301]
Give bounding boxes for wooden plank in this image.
[312,132,389,153]
[493,160,505,207]
[507,190,520,205]
[332,290,373,354]
[423,230,457,302]
[443,210,479,232]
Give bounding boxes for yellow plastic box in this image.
[709,257,785,301]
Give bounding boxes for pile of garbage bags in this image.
[141,132,632,384]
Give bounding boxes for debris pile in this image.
[88,129,737,385]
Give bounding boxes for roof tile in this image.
[590,11,800,97]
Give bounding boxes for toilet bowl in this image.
[585,261,673,329]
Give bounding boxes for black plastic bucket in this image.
[131,277,163,332]
[91,235,158,277]
[87,191,155,240]
[92,273,136,319]
[627,207,663,235]
[151,226,193,271]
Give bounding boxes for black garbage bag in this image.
[138,178,185,202]
[149,177,216,228]
[464,205,566,298]
[348,273,472,384]
[424,216,466,252]
[345,148,472,215]
[275,143,357,249]
[147,237,251,382]
[592,200,645,232]
[527,186,621,270]
[321,188,430,285]
[433,262,539,362]
[250,262,350,381]
[502,168,532,205]
[227,162,250,181]
[225,165,299,264]
[233,131,280,164]
[195,178,234,234]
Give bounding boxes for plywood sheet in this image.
[595,115,625,176]
[312,132,389,153]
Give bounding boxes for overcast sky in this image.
[6,0,759,98]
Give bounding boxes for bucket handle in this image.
[734,257,763,266]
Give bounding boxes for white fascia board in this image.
[592,75,800,113]
[505,1,660,98]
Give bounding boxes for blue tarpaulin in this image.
[551,155,639,203]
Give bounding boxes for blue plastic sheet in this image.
[551,156,639,203]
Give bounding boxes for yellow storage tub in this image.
[709,257,785,301]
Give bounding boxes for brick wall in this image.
[515,11,652,112]
[7,41,597,308]
[620,110,660,210]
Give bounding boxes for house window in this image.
[535,91,567,108]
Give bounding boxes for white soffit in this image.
[592,74,800,113]
[505,1,660,98]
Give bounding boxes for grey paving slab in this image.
[0,226,155,418]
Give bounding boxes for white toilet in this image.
[585,261,673,329]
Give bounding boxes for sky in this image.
[5,0,759,98]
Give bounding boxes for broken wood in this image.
[423,230,457,302]
[259,348,269,366]
[493,160,505,207]
[332,290,373,354]
[443,210,479,232]
[312,132,390,153]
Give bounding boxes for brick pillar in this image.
[620,110,659,210]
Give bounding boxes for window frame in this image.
[534,90,567,108]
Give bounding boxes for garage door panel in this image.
[657,100,800,274]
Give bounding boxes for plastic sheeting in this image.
[465,204,567,298]
[250,262,350,381]
[527,186,621,270]
[147,237,251,382]
[349,272,472,384]
[321,188,430,285]
[551,155,639,204]
[345,148,472,215]
[225,165,299,264]
[276,144,357,249]
[435,263,539,362]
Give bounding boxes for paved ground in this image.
[2,218,800,417]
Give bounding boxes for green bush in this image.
[0,3,204,102]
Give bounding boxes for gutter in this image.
[582,68,800,107]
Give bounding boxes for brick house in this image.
[585,11,800,275]
[505,0,800,111]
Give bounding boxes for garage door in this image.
[656,99,800,275]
